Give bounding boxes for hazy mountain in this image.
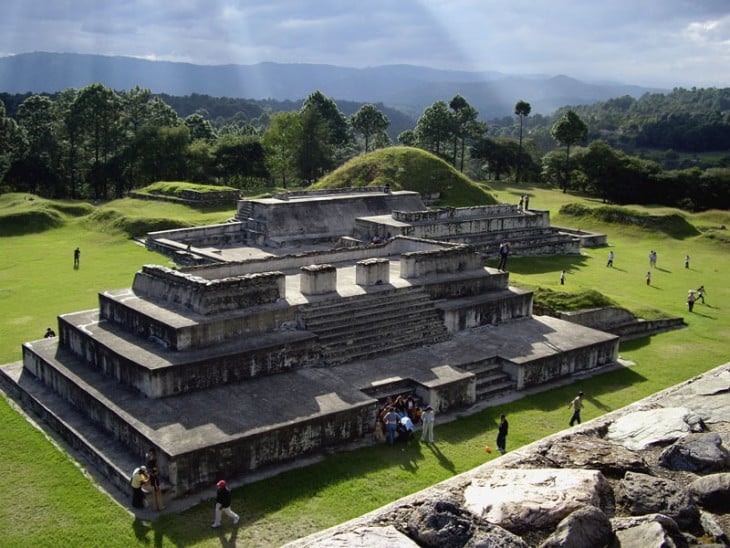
[0,52,664,118]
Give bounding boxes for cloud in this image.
[0,0,727,88]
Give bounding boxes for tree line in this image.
[0,83,728,210]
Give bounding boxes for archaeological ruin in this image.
[1,187,622,505]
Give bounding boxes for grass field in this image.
[0,185,727,547]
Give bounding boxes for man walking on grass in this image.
[569,392,584,426]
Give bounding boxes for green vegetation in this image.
[559,203,700,239]
[0,184,728,547]
[314,147,497,206]
[529,288,617,316]
[139,181,239,196]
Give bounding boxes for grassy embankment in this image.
[0,179,727,547]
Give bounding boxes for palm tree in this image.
[514,100,531,183]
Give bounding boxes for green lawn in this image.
[0,187,728,547]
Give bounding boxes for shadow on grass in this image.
[620,336,652,351]
[425,442,456,474]
[495,255,590,275]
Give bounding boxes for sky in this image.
[1,0,729,89]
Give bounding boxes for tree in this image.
[214,135,269,187]
[0,99,20,181]
[70,84,122,198]
[397,129,417,147]
[299,91,351,181]
[415,101,452,158]
[551,110,588,192]
[449,95,482,172]
[350,104,390,153]
[514,100,531,182]
[261,111,303,187]
[184,113,216,143]
[471,137,519,181]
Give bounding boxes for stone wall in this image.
[129,188,239,206]
[173,401,375,496]
[244,191,426,242]
[184,237,449,280]
[131,265,285,316]
[504,340,619,390]
[392,204,519,222]
[401,245,483,279]
[438,290,533,332]
[559,306,686,341]
[552,225,608,247]
[146,222,245,249]
[396,212,550,241]
[99,291,299,353]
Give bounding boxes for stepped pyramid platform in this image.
[353,203,593,258]
[144,188,605,266]
[1,236,618,507]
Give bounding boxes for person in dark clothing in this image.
[211,480,239,528]
[44,327,56,338]
[497,241,510,271]
[73,247,80,268]
[145,448,164,510]
[496,414,509,454]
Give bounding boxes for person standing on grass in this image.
[73,247,80,268]
[130,465,148,509]
[687,290,696,312]
[496,414,509,454]
[697,285,706,304]
[384,407,400,446]
[685,255,690,269]
[560,270,565,285]
[607,250,614,267]
[569,392,584,426]
[211,480,239,528]
[420,405,435,443]
[646,271,651,286]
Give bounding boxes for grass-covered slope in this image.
[0,193,95,235]
[138,181,238,197]
[314,147,497,206]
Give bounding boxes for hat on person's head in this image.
[140,466,147,473]
[425,405,433,411]
[217,480,227,488]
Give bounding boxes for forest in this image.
[0,84,728,210]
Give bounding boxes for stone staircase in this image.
[235,200,253,221]
[446,227,581,257]
[458,357,515,401]
[299,287,451,365]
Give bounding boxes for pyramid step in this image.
[323,333,452,365]
[312,310,444,340]
[303,301,435,330]
[321,324,450,356]
[300,290,429,321]
[475,379,515,401]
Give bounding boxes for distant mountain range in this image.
[0,52,666,119]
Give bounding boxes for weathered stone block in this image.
[355,258,390,286]
[300,264,337,295]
